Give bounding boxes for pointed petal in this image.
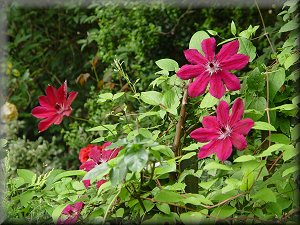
[45,85,58,105]
[102,142,112,150]
[57,81,67,105]
[184,49,207,64]
[220,70,240,91]
[229,98,244,125]
[67,91,78,106]
[230,132,247,150]
[176,64,205,80]
[96,179,107,189]
[216,40,239,62]
[188,72,210,98]
[32,106,56,119]
[37,115,58,132]
[197,139,219,159]
[88,146,101,162]
[221,54,249,70]
[202,116,219,129]
[38,96,53,108]
[209,73,226,99]
[190,128,219,142]
[201,37,216,61]
[216,100,230,125]
[215,138,233,161]
[53,115,64,125]
[232,118,254,135]
[79,160,97,172]
[82,180,91,188]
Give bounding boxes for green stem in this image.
[102,188,121,225]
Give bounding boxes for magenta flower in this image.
[31,81,78,132]
[80,142,121,189]
[57,202,84,225]
[176,37,249,99]
[190,98,254,161]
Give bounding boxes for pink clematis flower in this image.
[80,142,121,189]
[57,202,84,225]
[31,81,78,132]
[176,37,249,99]
[190,98,254,161]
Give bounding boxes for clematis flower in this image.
[176,37,249,99]
[80,142,121,189]
[190,98,254,161]
[57,202,84,225]
[31,81,78,132]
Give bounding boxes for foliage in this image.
[3,1,299,225]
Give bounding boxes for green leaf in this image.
[240,171,254,191]
[97,93,113,103]
[199,178,218,189]
[181,194,213,205]
[83,163,109,181]
[0,139,7,148]
[203,161,232,171]
[178,152,196,162]
[267,134,290,144]
[162,89,175,108]
[282,166,298,177]
[238,37,256,62]
[283,145,297,161]
[268,68,285,101]
[182,143,205,151]
[156,203,170,214]
[210,205,236,219]
[155,59,179,72]
[140,91,162,106]
[200,92,218,108]
[180,211,206,224]
[234,155,256,162]
[52,204,69,223]
[113,92,125,100]
[53,170,86,182]
[138,128,153,139]
[189,31,210,55]
[110,161,128,186]
[151,145,174,158]
[256,144,284,157]
[252,121,276,131]
[207,30,218,36]
[251,188,276,203]
[154,190,183,203]
[284,53,299,69]
[17,169,36,184]
[124,149,148,173]
[279,20,299,32]
[138,111,160,121]
[269,104,297,111]
[231,21,236,35]
[154,160,176,176]
[247,68,265,91]
[87,124,118,132]
[19,190,35,207]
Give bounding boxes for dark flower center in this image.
[55,103,65,114]
[218,124,232,139]
[205,60,221,75]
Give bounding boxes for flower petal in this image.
[57,81,68,105]
[37,115,58,132]
[215,138,232,161]
[197,139,219,159]
[67,91,78,107]
[202,116,219,129]
[45,85,58,105]
[32,106,56,119]
[216,100,230,125]
[38,95,53,108]
[221,54,249,70]
[89,146,102,162]
[184,49,207,65]
[188,72,210,98]
[216,40,239,62]
[201,37,216,61]
[190,128,219,142]
[229,98,244,125]
[79,160,97,172]
[82,180,91,188]
[220,70,240,91]
[176,64,205,80]
[232,118,254,135]
[53,115,64,125]
[230,132,247,150]
[209,73,226,99]
[96,179,107,189]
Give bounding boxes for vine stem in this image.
[102,188,121,225]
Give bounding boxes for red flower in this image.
[79,144,100,163]
[31,81,77,132]
[190,98,254,161]
[176,37,249,99]
[57,202,84,225]
[80,142,121,189]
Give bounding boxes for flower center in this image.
[218,124,232,140]
[55,103,65,114]
[205,60,221,75]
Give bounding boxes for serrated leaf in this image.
[189,31,210,55]
[155,59,179,72]
[252,121,276,131]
